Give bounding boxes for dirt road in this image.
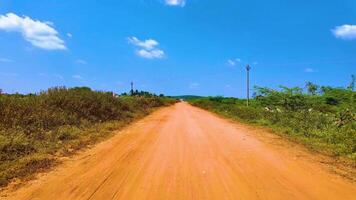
[3,102,356,199]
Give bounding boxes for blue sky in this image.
[0,0,355,97]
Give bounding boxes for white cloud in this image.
[227,59,236,66]
[227,58,241,66]
[67,33,72,38]
[128,36,165,59]
[305,68,316,73]
[189,82,200,90]
[0,13,66,50]
[72,75,83,80]
[76,59,87,64]
[332,24,356,40]
[137,49,164,59]
[128,37,158,50]
[0,58,13,62]
[165,0,186,7]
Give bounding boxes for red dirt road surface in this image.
[3,102,356,199]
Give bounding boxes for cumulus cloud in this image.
[128,36,165,59]
[332,24,356,40]
[137,49,164,59]
[0,13,66,50]
[128,37,158,50]
[165,0,186,7]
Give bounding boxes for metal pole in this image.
[130,82,134,95]
[246,65,251,106]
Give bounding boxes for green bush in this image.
[0,87,176,187]
[190,84,356,161]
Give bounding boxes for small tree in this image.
[306,81,319,95]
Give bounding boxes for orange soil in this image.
[2,102,356,199]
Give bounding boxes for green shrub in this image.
[0,87,176,187]
[190,85,356,161]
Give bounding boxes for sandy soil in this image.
[2,102,356,200]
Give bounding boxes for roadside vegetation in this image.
[0,87,176,187]
[190,76,356,162]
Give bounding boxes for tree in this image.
[347,74,355,91]
[0,88,2,95]
[305,81,319,95]
[279,86,303,95]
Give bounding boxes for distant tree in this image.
[279,86,303,95]
[305,81,319,95]
[0,88,2,95]
[72,87,92,92]
[130,90,138,96]
[320,86,332,94]
[347,74,355,91]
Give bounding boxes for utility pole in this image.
[246,64,251,106]
[130,81,134,95]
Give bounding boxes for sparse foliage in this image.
[190,83,356,161]
[306,81,319,95]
